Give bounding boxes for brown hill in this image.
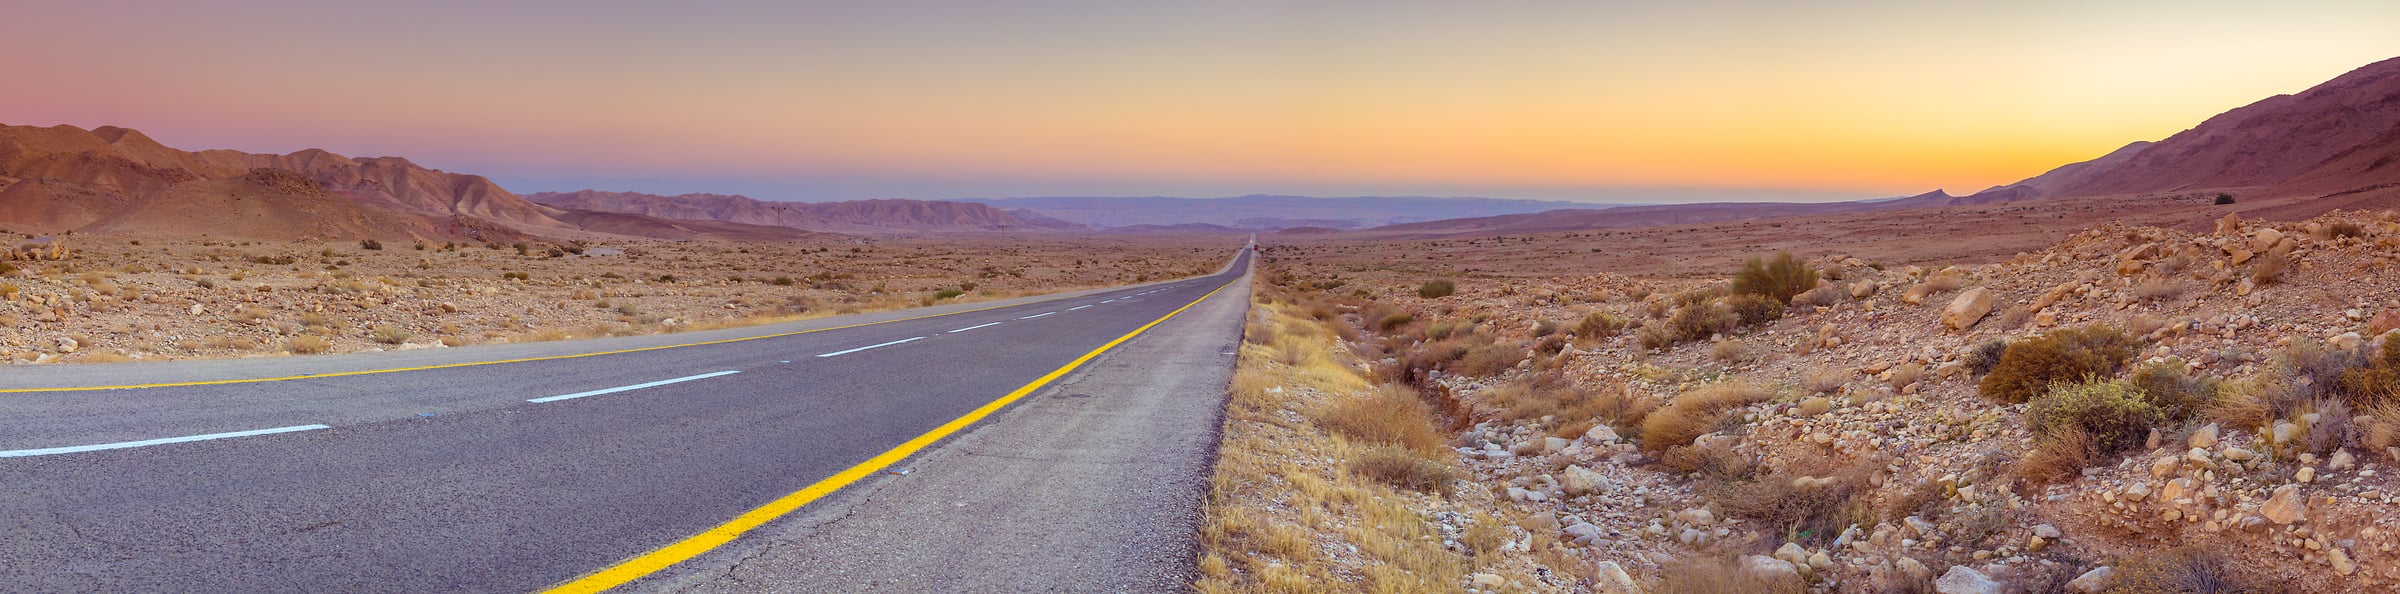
[1965,56,2400,210]
[1367,201,1870,234]
[524,190,1065,233]
[0,123,577,240]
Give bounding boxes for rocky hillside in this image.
[1217,208,2400,593]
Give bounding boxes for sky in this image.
[4,1,2397,203]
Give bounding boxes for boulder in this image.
[1583,424,1622,444]
[2215,213,2242,236]
[1562,465,1606,497]
[1935,565,2003,594]
[1942,287,1993,332]
[2261,484,2305,525]
[1743,555,1801,584]
[2189,423,2220,449]
[2067,566,2115,593]
[1591,561,1641,594]
[2251,228,2284,252]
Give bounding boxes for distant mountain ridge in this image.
[961,195,1591,229]
[525,190,1068,233]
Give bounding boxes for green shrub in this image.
[1721,293,1785,327]
[1731,252,1818,304]
[1417,280,1455,298]
[1978,325,2135,404]
[2027,380,2163,455]
[2214,193,2236,205]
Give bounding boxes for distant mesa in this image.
[1273,226,1345,235]
[523,190,1078,234]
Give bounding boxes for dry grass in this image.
[1704,453,1877,546]
[1652,555,1804,594]
[284,335,330,354]
[1196,288,1471,594]
[2109,545,2280,594]
[2017,425,2099,488]
[1638,383,1775,453]
[1802,367,1850,394]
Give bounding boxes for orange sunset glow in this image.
[5,1,2397,201]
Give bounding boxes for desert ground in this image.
[0,233,1235,363]
[1198,194,2400,593]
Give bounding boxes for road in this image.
[0,247,1253,592]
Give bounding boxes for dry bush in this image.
[74,350,133,364]
[1802,367,1850,394]
[2130,361,2217,423]
[1888,362,1924,390]
[2316,221,2366,240]
[1638,383,1774,453]
[2275,337,2368,401]
[1666,301,1738,345]
[2018,425,2100,487]
[1704,454,1875,545]
[2110,545,2280,594]
[1660,439,1752,480]
[1457,513,1510,558]
[1922,272,1966,293]
[1478,372,1654,428]
[1653,555,1804,594]
[2132,280,2187,303]
[2207,378,2290,429]
[1347,445,1456,494]
[2252,249,2290,285]
[1721,293,1785,327]
[1315,384,1448,453]
[1731,252,1818,304]
[1447,342,1520,377]
[1712,339,1758,364]
[1417,279,1455,298]
[1962,338,2008,376]
[1637,324,1679,351]
[285,335,331,354]
[371,324,412,345]
[1978,325,2135,404]
[1792,284,1846,308]
[2027,379,2164,456]
[1575,311,1625,343]
[2335,332,2400,407]
[1374,311,1414,331]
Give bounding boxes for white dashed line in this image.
[0,424,332,458]
[1018,312,1057,320]
[949,322,1003,333]
[1067,305,1092,311]
[813,337,929,358]
[530,370,742,402]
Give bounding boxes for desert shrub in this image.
[2252,250,2289,285]
[2018,425,2100,487]
[1481,373,1660,429]
[1802,367,1849,394]
[1315,384,1447,453]
[933,288,966,300]
[2318,222,2366,240]
[2214,193,2236,205]
[1963,338,2009,376]
[1888,362,1924,390]
[1667,302,1739,345]
[1731,252,1818,304]
[1978,325,2135,404]
[2026,380,2163,456]
[285,335,331,354]
[1575,311,1625,341]
[1347,445,1456,494]
[1447,343,1519,377]
[503,271,530,281]
[1711,339,1757,364]
[2132,280,2186,303]
[2110,545,2278,594]
[1375,311,1414,331]
[1637,324,1679,351]
[358,239,382,250]
[2275,337,2368,401]
[1721,293,1785,327]
[2335,333,2400,407]
[1704,455,1874,546]
[1417,280,1455,298]
[371,325,412,345]
[1638,383,1774,453]
[2131,362,2217,423]
[1652,555,1804,594]
[1423,322,1457,340]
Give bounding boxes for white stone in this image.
[1591,561,1640,594]
[1935,565,2004,594]
[2066,566,2114,593]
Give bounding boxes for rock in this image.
[2150,455,2180,478]
[1565,522,1602,542]
[1935,565,2003,594]
[189,303,204,316]
[1676,508,1716,526]
[2330,449,2355,471]
[2224,447,2255,462]
[2331,331,2365,352]
[2123,482,2151,502]
[2371,311,2400,337]
[1470,573,1505,588]
[2330,548,2357,576]
[2252,228,2285,253]
[2297,467,2316,483]
[2190,423,2220,449]
[2119,242,2159,262]
[1896,557,1933,581]
[2034,524,2062,539]
[2067,566,2115,593]
[2261,485,2305,525]
[1563,465,1606,496]
[2216,213,2242,235]
[1543,436,1571,453]
[1583,424,1621,444]
[1775,542,1810,567]
[1852,280,1879,299]
[1799,397,1831,416]
[1743,555,1802,583]
[1942,288,1993,332]
[1591,561,1640,594]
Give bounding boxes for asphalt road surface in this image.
[0,247,1253,593]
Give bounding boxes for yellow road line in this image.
[0,278,1212,394]
[539,278,1235,594]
